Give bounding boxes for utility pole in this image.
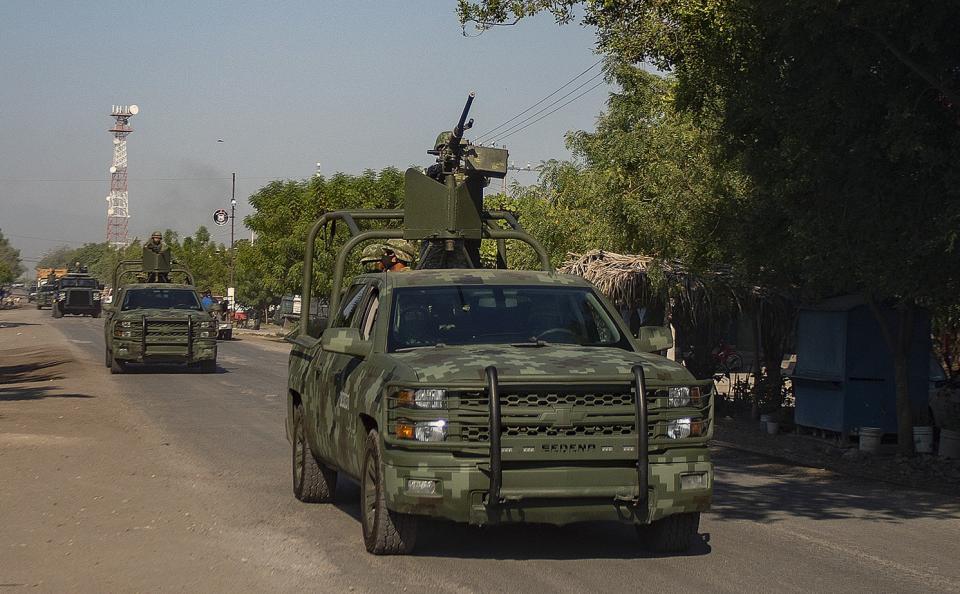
[229,172,236,306]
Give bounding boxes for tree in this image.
[461,0,960,453]
[0,229,24,281]
[241,168,405,302]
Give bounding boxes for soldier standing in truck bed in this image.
[145,231,171,282]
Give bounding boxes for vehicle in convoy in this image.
[50,267,103,318]
[286,95,714,555]
[103,246,218,374]
[274,294,328,330]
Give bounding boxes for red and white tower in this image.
[106,104,138,248]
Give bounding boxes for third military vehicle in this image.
[103,245,218,374]
[51,266,102,318]
[286,94,714,555]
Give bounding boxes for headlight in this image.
[200,331,214,338]
[93,292,101,300]
[667,417,692,439]
[121,321,132,328]
[395,420,447,442]
[206,320,218,329]
[57,292,65,300]
[667,386,702,407]
[113,328,132,338]
[396,388,446,409]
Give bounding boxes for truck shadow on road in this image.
[710,449,960,524]
[116,364,227,375]
[331,482,711,559]
[0,321,41,329]
[0,358,70,384]
[0,386,94,402]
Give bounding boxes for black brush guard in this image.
[140,316,195,360]
[483,365,649,508]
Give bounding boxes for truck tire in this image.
[110,356,126,375]
[92,310,101,318]
[52,304,63,318]
[361,429,418,555]
[636,512,700,553]
[199,360,216,374]
[292,403,336,503]
[105,347,112,368]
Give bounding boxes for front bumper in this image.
[382,449,712,526]
[57,302,101,315]
[113,338,217,363]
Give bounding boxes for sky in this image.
[0,0,610,269]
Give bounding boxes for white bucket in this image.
[859,427,882,454]
[913,426,934,454]
[766,421,780,435]
[940,429,960,459]
[759,414,772,432]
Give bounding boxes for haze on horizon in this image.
[0,1,609,267]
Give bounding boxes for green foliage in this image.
[241,168,405,302]
[175,226,229,294]
[484,64,748,282]
[0,229,24,281]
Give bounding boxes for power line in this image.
[492,81,606,144]
[0,176,287,184]
[473,58,603,143]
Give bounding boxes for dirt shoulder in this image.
[0,308,319,592]
[714,415,960,497]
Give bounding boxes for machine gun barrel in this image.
[451,92,476,146]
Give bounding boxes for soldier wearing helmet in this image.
[382,239,417,272]
[145,230,171,282]
[360,243,388,272]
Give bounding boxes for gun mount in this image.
[112,251,195,289]
[296,93,550,340]
[406,93,511,267]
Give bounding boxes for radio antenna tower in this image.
[106,104,139,248]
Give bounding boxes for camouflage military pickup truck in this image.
[103,253,218,374]
[286,94,713,555]
[288,268,713,555]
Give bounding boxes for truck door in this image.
[333,284,381,476]
[308,283,368,462]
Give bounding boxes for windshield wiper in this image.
[394,342,448,352]
[511,338,550,348]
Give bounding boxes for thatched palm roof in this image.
[560,250,739,323]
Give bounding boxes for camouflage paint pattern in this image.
[104,283,217,365]
[287,269,714,527]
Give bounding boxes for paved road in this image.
[11,309,960,592]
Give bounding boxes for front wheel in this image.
[292,403,336,503]
[198,360,216,374]
[104,347,112,368]
[110,356,126,375]
[636,512,700,553]
[92,310,101,318]
[51,304,63,319]
[361,429,418,555]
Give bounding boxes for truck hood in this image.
[389,344,694,385]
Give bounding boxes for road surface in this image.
[2,306,959,592]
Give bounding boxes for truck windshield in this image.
[388,286,630,351]
[59,278,97,288]
[121,289,203,311]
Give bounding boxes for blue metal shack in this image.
[793,296,930,435]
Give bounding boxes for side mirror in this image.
[320,327,371,358]
[635,325,674,353]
